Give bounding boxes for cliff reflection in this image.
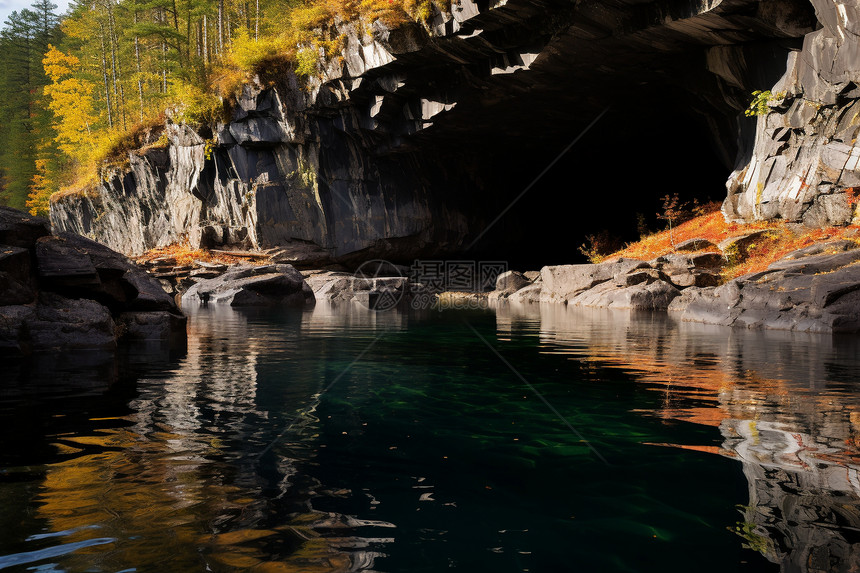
[24,307,390,573]
[497,303,860,572]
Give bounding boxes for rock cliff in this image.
[50,0,855,262]
[723,0,860,227]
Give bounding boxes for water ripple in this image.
[0,537,115,570]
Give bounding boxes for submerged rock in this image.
[181,264,315,307]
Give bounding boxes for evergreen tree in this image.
[0,2,60,210]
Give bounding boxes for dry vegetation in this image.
[608,210,860,281]
[134,243,264,267]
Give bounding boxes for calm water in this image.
[2,303,860,572]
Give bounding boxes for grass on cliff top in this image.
[608,210,860,280]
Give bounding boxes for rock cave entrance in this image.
[463,84,737,270]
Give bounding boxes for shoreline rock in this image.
[122,227,860,335]
[0,207,186,355]
[181,264,315,307]
[483,240,860,334]
[669,248,860,333]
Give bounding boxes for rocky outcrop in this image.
[181,264,315,307]
[489,240,860,333]
[502,254,724,311]
[669,242,860,332]
[723,0,860,227]
[50,0,838,262]
[0,207,186,355]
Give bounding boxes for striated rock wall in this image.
[724,0,860,227]
[50,0,850,261]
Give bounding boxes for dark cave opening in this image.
[462,86,737,270]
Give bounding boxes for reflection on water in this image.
[499,303,860,572]
[0,305,402,572]
[2,302,860,571]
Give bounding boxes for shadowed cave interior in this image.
[447,84,736,270]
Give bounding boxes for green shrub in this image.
[744,90,786,117]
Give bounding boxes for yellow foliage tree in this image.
[26,159,54,216]
[43,44,98,161]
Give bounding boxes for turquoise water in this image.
[3,303,860,572]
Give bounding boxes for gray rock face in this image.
[670,244,860,332]
[181,264,315,307]
[0,208,186,355]
[48,0,844,263]
[723,0,860,226]
[539,259,648,304]
[568,279,681,311]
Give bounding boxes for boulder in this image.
[36,233,176,311]
[718,231,770,263]
[305,270,414,308]
[36,235,99,287]
[182,264,315,307]
[615,268,669,287]
[539,258,648,304]
[0,206,50,249]
[507,283,542,304]
[489,270,531,301]
[28,293,117,350]
[570,279,681,311]
[0,210,186,356]
[117,311,187,345]
[675,238,718,252]
[0,246,35,305]
[495,270,531,292]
